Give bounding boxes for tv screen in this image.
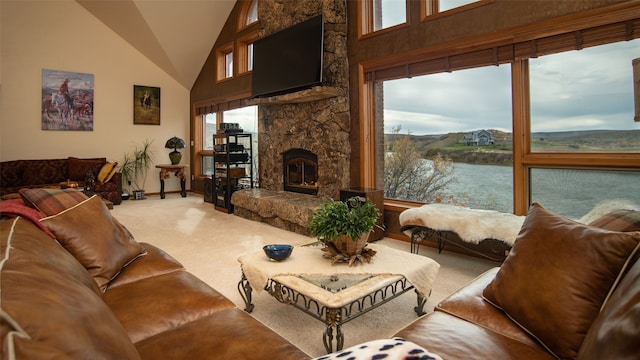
[251,15,324,98]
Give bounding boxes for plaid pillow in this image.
[20,188,88,216]
[589,209,640,232]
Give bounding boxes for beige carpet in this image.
[111,194,497,357]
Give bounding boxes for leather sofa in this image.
[394,204,640,360]
[2,193,638,359]
[0,157,122,205]
[0,193,308,359]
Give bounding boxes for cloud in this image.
[382,39,639,134]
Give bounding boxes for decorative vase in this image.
[333,233,369,256]
[169,150,182,165]
[321,232,376,266]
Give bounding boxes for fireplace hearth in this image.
[283,149,318,195]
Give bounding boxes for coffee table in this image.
[237,243,440,353]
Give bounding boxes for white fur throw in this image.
[399,204,526,245]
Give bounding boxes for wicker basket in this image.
[333,233,369,256]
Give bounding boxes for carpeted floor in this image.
[112,194,497,357]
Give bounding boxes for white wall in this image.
[0,0,191,194]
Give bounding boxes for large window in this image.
[383,65,513,212]
[529,40,639,153]
[202,113,216,176]
[372,36,639,218]
[221,106,259,185]
[530,168,640,219]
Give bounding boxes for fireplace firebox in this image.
[283,149,318,195]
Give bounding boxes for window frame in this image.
[238,0,258,31]
[359,4,640,215]
[421,0,493,21]
[217,42,234,81]
[238,30,259,74]
[358,0,411,39]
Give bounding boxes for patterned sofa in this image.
[0,157,122,205]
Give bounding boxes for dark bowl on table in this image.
[263,244,293,261]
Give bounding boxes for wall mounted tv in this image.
[251,15,324,98]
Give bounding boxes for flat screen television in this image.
[251,15,324,98]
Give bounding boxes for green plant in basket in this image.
[307,197,382,265]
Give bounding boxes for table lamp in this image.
[165,136,186,165]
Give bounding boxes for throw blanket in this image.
[238,243,440,298]
[399,204,525,246]
[0,199,55,238]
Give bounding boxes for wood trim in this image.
[361,1,640,75]
[359,64,376,188]
[216,42,234,82]
[421,0,494,22]
[237,30,259,75]
[512,60,530,215]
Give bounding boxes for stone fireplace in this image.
[231,1,350,235]
[283,149,319,195]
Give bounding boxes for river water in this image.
[439,162,640,219]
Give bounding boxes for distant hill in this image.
[385,129,640,165]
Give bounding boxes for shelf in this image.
[246,86,341,105]
[213,132,253,213]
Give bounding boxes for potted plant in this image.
[120,139,154,200]
[307,197,382,265]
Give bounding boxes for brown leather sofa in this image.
[0,195,308,359]
[394,204,640,360]
[2,194,638,360]
[0,157,122,204]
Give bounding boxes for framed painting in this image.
[42,69,94,131]
[133,85,161,125]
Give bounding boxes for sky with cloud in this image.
[382,31,639,136]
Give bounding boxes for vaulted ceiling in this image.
[76,0,236,90]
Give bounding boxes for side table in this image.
[155,164,188,199]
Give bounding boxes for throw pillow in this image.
[40,195,147,291]
[20,188,88,216]
[483,203,640,360]
[97,161,118,184]
[68,157,105,181]
[589,209,640,232]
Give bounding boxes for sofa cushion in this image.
[394,311,554,360]
[436,267,544,351]
[20,188,88,215]
[103,271,236,343]
[483,203,640,359]
[68,156,106,181]
[21,158,68,185]
[107,242,185,289]
[40,196,147,291]
[97,161,118,184]
[1,217,141,360]
[134,309,310,360]
[577,258,640,360]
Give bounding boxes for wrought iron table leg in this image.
[323,308,343,353]
[237,273,254,313]
[414,289,427,316]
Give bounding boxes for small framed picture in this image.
[133,85,160,125]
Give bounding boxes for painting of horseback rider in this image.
[41,69,94,131]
